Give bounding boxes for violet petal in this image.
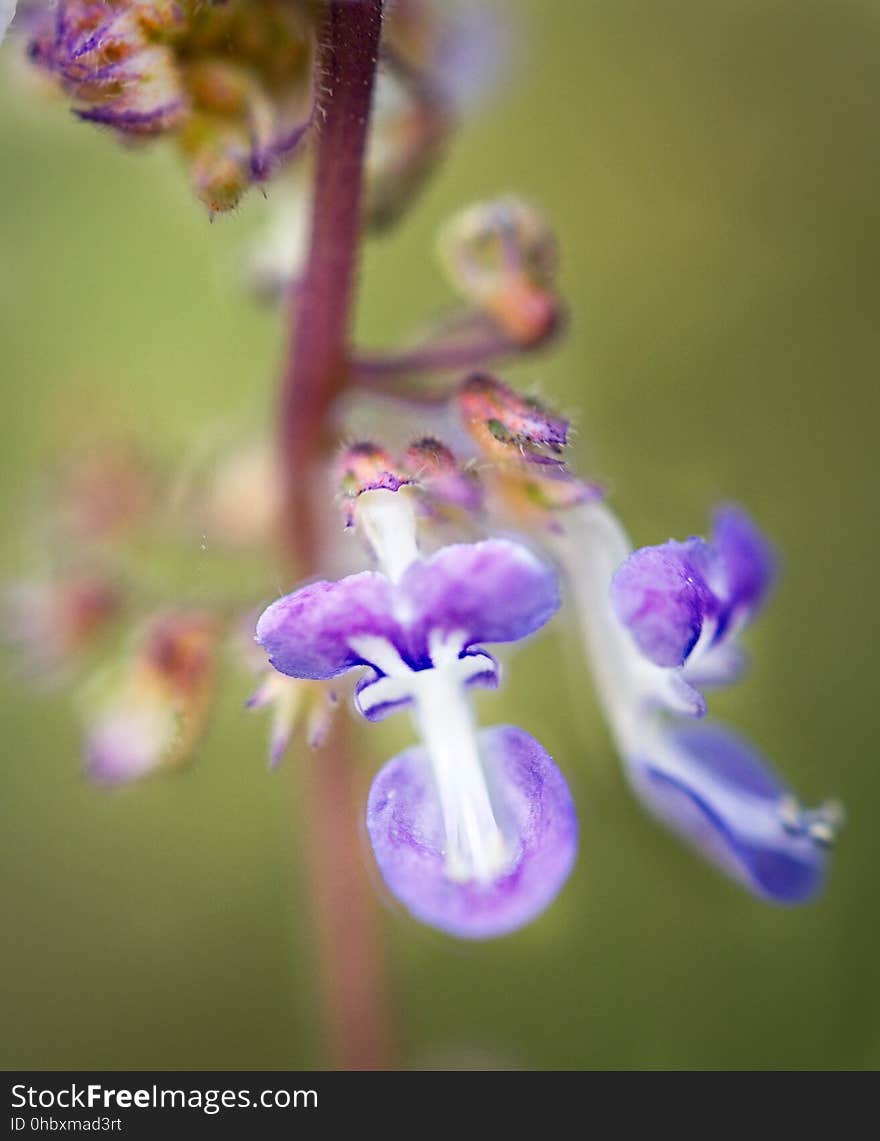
[366,725,578,938]
[627,721,827,904]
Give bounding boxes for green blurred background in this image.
[2,0,878,1070]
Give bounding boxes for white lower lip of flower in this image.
[355,487,420,582]
[349,629,510,884]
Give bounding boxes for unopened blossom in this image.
[337,442,413,526]
[27,0,315,213]
[555,498,839,903]
[337,439,480,536]
[24,0,497,219]
[86,611,218,784]
[439,199,560,346]
[403,437,482,515]
[456,373,599,528]
[256,481,577,938]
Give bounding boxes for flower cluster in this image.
[23,0,478,217]
[9,4,840,950]
[26,0,314,212]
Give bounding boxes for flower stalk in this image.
[280,0,384,568]
[277,0,390,1070]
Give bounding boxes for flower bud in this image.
[438,199,559,346]
[336,442,412,523]
[85,611,218,784]
[27,1,314,213]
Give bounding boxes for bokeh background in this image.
[2,0,878,1070]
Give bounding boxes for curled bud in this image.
[457,374,600,527]
[403,437,482,513]
[458,373,569,455]
[438,199,559,346]
[85,611,218,784]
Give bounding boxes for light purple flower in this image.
[611,505,775,675]
[556,498,837,906]
[256,488,576,937]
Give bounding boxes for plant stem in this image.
[280,0,383,568]
[278,0,390,1071]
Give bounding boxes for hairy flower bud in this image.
[438,199,560,346]
[403,437,482,512]
[85,611,218,784]
[456,374,598,527]
[27,0,314,213]
[337,442,413,525]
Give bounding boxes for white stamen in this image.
[354,487,420,582]
[411,653,510,883]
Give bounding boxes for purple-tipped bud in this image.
[403,437,482,512]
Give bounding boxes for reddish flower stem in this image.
[278,0,391,1071]
[280,0,383,567]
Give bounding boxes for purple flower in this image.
[556,498,838,906]
[611,505,775,675]
[256,488,576,937]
